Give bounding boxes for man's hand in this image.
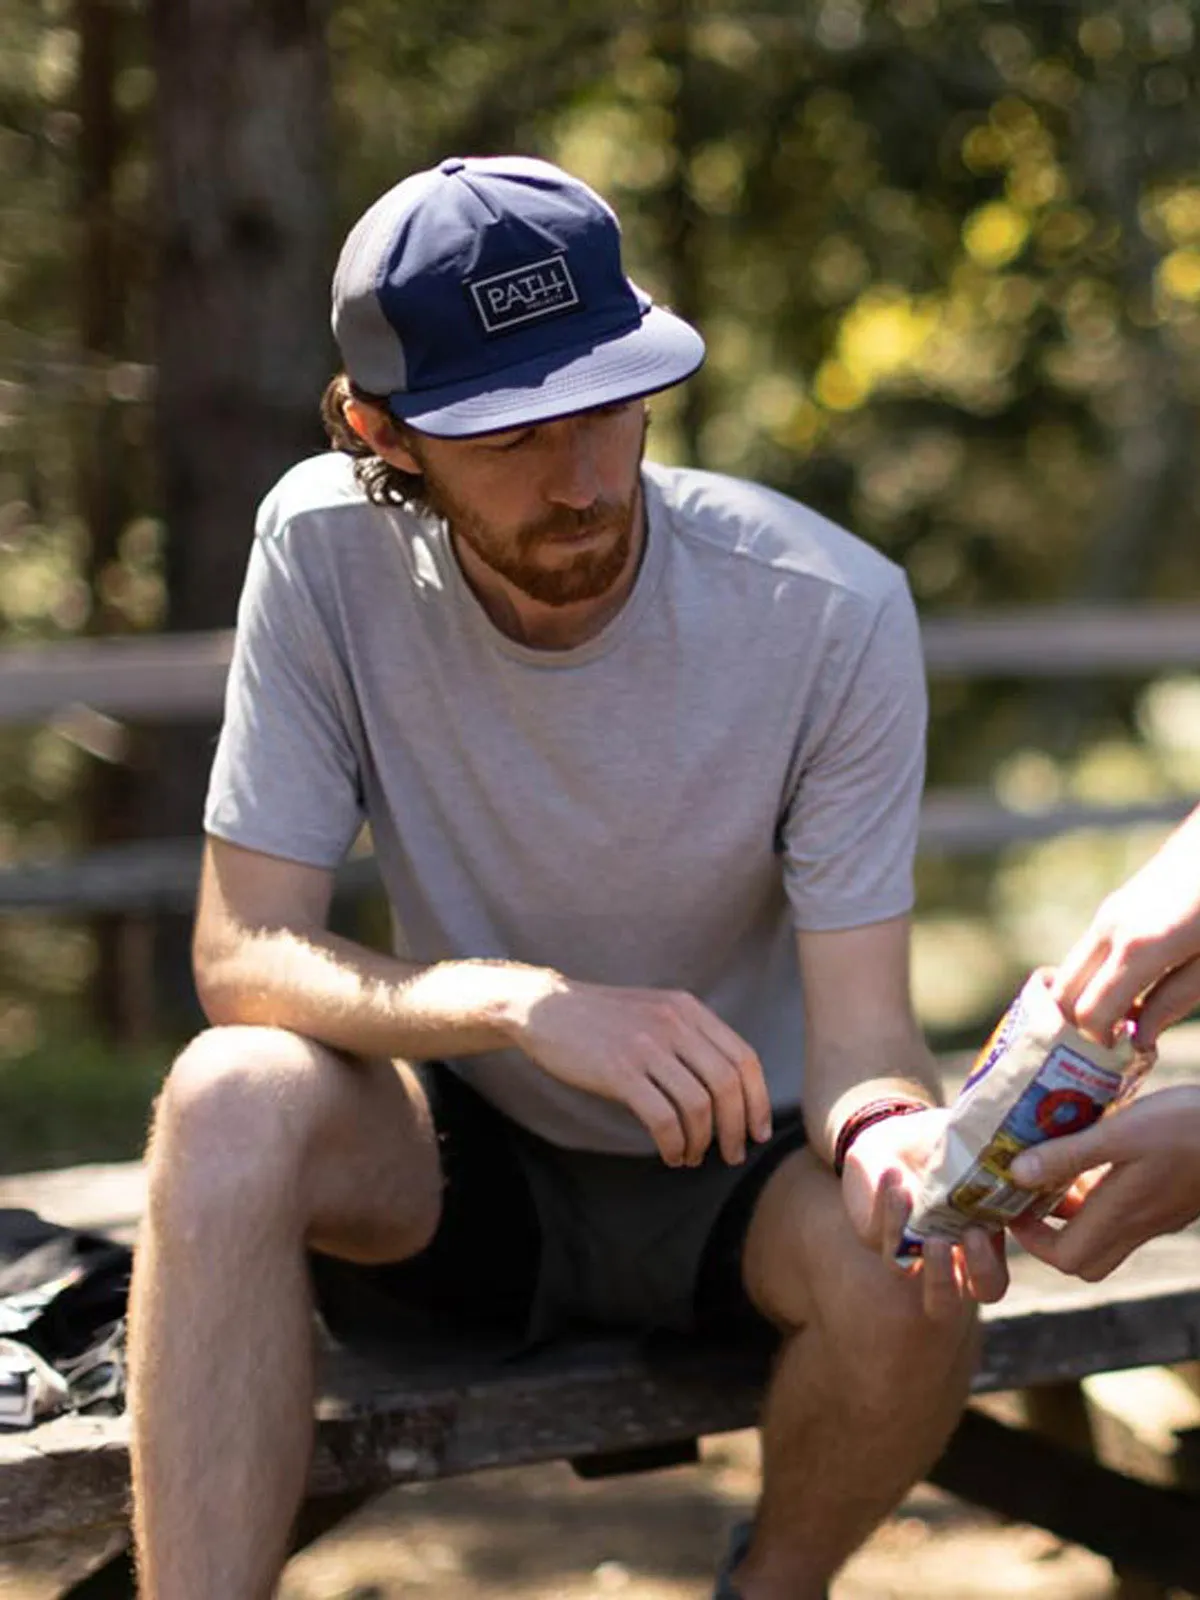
[504,975,773,1167]
[840,1108,1010,1318]
[1052,806,1200,1048]
[1007,1086,1200,1281]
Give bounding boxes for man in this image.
[127,155,1003,1600]
[1010,803,1200,1281]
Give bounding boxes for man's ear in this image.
[344,398,422,474]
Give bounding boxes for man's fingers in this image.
[1050,936,1109,1022]
[854,1164,909,1253]
[879,1173,913,1260]
[961,1227,1008,1303]
[670,1030,751,1166]
[1011,1200,1129,1282]
[1009,1122,1109,1191]
[920,1237,964,1321]
[690,1003,772,1143]
[1008,1214,1062,1267]
[644,1052,716,1166]
[1009,1215,1131,1281]
[622,1077,691,1167]
[1137,954,1200,1048]
[1072,958,1144,1045]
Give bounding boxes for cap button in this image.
[439,157,466,175]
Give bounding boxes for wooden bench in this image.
[6,1162,1200,1598]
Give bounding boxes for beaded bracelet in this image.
[832,1096,930,1177]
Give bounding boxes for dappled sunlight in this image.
[912,916,1011,1036]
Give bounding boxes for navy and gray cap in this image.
[331,155,706,438]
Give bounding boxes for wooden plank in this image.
[917,792,1194,854]
[3,605,1200,729]
[0,842,380,915]
[919,604,1200,676]
[0,1164,147,1247]
[928,1408,1200,1593]
[0,788,1192,916]
[0,634,233,724]
[5,1220,1200,1545]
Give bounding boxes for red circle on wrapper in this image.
[1035,1088,1100,1137]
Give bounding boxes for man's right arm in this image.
[193,835,569,1060]
[194,836,770,1168]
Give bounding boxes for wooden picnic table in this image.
[4,1158,1200,1598]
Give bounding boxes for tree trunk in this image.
[141,0,332,1029]
[76,0,145,1042]
[655,0,706,465]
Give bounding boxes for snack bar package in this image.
[898,968,1154,1259]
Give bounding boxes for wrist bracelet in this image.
[832,1096,930,1176]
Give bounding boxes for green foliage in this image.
[329,0,1200,775]
[0,1025,168,1173]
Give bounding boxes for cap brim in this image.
[386,305,705,438]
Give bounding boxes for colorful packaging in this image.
[898,969,1154,1258]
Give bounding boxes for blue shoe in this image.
[713,1521,829,1598]
[713,1520,752,1599]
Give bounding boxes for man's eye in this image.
[487,429,534,452]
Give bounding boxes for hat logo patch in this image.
[468,254,580,335]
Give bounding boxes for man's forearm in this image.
[1164,803,1200,859]
[804,1031,944,1168]
[195,923,565,1061]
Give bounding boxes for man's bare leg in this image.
[731,1150,977,1600]
[128,1026,442,1600]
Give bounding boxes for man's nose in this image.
[543,433,601,509]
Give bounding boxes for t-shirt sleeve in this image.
[203,523,365,869]
[780,572,927,931]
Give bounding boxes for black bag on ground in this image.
[0,1207,131,1428]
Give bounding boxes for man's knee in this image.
[744,1156,976,1398]
[147,1027,442,1260]
[766,1243,975,1419]
[145,1027,332,1216]
[152,1024,329,1145]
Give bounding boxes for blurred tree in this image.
[76,0,146,1039]
[134,0,334,1024]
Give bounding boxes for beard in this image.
[414,420,646,608]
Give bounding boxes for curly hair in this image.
[319,373,430,510]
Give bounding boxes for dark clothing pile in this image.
[0,1208,130,1429]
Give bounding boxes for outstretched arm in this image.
[1052,804,1200,1048]
[1001,807,1200,1281]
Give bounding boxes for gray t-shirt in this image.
[205,453,926,1153]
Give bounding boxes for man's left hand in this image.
[839,1107,1010,1318]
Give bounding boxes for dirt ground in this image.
[278,1428,1124,1600]
[4,1423,1159,1600]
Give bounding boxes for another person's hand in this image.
[839,1107,1009,1318]
[1052,810,1200,1048]
[506,974,772,1167]
[1007,1085,1200,1280]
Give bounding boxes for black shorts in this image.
[310,1066,806,1352]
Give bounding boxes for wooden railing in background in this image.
[0,604,1197,912]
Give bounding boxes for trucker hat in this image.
[331,155,706,437]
